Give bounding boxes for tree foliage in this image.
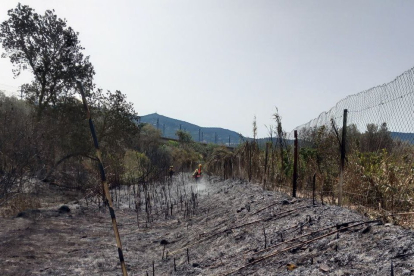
[90,89,138,147]
[176,130,193,145]
[0,4,94,118]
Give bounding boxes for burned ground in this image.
[1,176,413,275]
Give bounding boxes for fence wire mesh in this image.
[285,67,414,225]
[290,67,414,142]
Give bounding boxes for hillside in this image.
[391,131,414,144]
[139,113,243,145]
[138,113,414,147]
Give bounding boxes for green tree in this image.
[361,123,393,152]
[0,4,95,118]
[176,130,193,145]
[90,89,138,147]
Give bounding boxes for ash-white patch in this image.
[0,175,413,275]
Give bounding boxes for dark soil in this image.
[1,176,414,275]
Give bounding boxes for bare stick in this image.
[162,244,165,260]
[251,201,280,216]
[312,173,316,206]
[77,82,128,276]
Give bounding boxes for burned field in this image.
[1,176,414,275]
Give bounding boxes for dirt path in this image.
[1,176,413,275]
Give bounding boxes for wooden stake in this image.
[77,82,128,276]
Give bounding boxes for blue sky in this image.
[1,0,414,137]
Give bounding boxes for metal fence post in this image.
[293,130,298,198]
[338,109,348,206]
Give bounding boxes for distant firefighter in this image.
[168,165,175,179]
[193,164,202,182]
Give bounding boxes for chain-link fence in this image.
[291,67,414,139]
[284,67,414,225]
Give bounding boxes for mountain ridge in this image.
[138,113,243,145]
[139,113,414,146]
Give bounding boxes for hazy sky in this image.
[1,0,414,138]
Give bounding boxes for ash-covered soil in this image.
[1,176,414,276]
